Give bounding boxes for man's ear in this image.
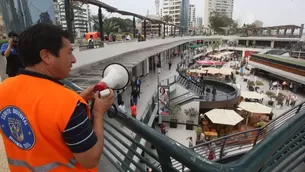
[40,49,52,65]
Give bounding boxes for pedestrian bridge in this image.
[64,79,305,172]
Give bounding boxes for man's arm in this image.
[62,101,104,169]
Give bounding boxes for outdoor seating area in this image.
[196,100,272,145]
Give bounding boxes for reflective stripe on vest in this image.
[8,157,77,172]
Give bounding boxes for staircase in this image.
[63,79,305,172]
[176,75,204,96]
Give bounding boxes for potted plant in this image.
[196,127,202,141]
[266,91,276,106]
[169,104,181,128]
[184,107,199,130]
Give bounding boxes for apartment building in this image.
[53,0,91,38]
[196,17,203,27]
[204,0,234,27]
[188,4,195,28]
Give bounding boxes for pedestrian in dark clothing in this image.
[212,86,217,100]
[168,60,172,70]
[136,77,142,96]
[0,31,24,77]
[131,87,139,105]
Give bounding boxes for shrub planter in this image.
[170,118,178,128]
[186,120,194,130]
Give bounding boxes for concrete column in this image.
[143,59,149,76]
[271,41,275,48]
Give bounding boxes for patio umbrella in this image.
[205,109,244,126]
[238,102,272,129]
[238,102,272,114]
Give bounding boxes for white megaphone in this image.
[93,63,130,97]
[92,63,130,118]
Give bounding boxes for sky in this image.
[89,0,305,27]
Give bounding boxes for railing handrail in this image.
[177,72,240,97]
[194,101,304,149]
[235,109,305,171]
[63,78,305,172]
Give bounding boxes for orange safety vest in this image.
[0,74,98,172]
[131,105,137,116]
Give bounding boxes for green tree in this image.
[103,19,119,37]
[211,40,222,52]
[209,11,234,34]
[162,15,173,23]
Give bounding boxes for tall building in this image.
[161,0,182,27]
[0,0,55,34]
[155,0,160,16]
[204,0,234,28]
[180,0,190,32]
[53,0,91,38]
[188,5,196,28]
[0,8,5,38]
[196,17,203,26]
[142,15,161,35]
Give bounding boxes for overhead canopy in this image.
[200,67,233,75]
[116,10,151,21]
[205,109,244,126]
[241,91,265,100]
[238,102,272,114]
[192,53,205,59]
[77,0,117,12]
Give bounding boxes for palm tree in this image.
[162,15,173,23]
[103,20,119,38]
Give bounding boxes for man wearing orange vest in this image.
[0,23,114,171]
[131,103,137,119]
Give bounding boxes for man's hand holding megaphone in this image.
[79,85,115,118]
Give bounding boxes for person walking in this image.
[0,23,115,171]
[131,103,137,119]
[168,60,172,70]
[0,31,24,77]
[131,86,139,105]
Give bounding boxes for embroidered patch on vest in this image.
[0,106,35,150]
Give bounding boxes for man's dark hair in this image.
[18,23,70,67]
[8,31,19,38]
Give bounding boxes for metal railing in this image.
[171,101,305,171]
[63,79,305,172]
[175,73,240,102]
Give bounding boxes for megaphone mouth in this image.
[102,63,130,90]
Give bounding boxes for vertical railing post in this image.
[253,128,262,146]
[156,149,175,172]
[296,103,303,113]
[219,138,228,159]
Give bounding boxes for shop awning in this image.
[205,109,244,126]
[238,102,272,114]
[192,53,205,59]
[241,91,265,100]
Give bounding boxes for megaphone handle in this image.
[107,104,117,118]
